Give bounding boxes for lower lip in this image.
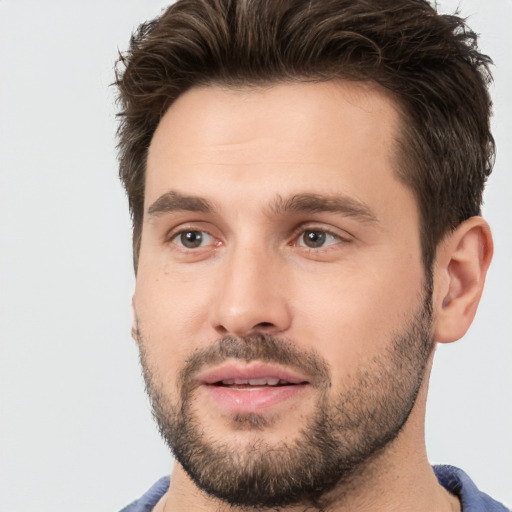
[202,384,309,414]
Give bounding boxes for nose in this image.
[209,244,292,337]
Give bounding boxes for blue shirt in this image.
[119,465,509,511]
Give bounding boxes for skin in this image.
[132,81,492,511]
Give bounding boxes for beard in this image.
[136,284,434,510]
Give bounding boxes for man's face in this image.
[133,81,433,507]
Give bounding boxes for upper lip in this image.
[197,361,310,385]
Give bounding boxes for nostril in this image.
[215,325,229,335]
[254,322,274,329]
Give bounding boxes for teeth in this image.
[248,378,281,386]
[220,378,284,386]
[248,378,267,386]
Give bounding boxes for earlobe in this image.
[433,217,493,344]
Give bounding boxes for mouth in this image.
[197,362,310,414]
[212,377,300,388]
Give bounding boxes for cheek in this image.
[290,252,425,377]
[134,263,216,383]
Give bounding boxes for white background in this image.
[0,1,510,511]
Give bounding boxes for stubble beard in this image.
[136,284,434,510]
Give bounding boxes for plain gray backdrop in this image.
[0,1,510,510]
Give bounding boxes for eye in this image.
[296,229,341,249]
[173,230,215,249]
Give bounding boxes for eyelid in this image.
[165,223,220,247]
[173,230,215,248]
[295,231,340,249]
[163,221,352,252]
[165,220,210,238]
[290,224,353,246]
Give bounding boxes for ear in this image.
[433,217,493,343]
[131,295,139,342]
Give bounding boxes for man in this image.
[115,0,507,510]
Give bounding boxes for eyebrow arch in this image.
[147,190,215,217]
[269,193,378,223]
[147,190,377,223]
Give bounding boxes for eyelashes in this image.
[293,228,344,249]
[172,230,216,249]
[166,224,351,257]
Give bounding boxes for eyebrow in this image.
[147,190,378,223]
[147,191,214,217]
[269,193,378,223]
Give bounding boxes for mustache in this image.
[178,333,331,391]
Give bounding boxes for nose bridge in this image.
[210,238,291,336]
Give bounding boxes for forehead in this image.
[146,80,411,219]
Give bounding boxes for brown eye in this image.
[298,230,341,249]
[175,230,212,248]
[303,230,326,248]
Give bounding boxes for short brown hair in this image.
[115,0,494,270]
